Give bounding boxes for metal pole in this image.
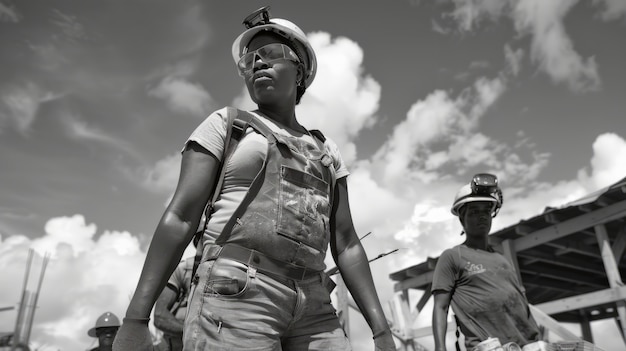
[23,252,50,346]
[12,249,33,351]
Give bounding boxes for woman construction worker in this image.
[432,174,540,351]
[113,6,394,351]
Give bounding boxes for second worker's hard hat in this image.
[88,311,121,337]
[451,173,503,217]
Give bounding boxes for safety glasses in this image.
[237,43,300,76]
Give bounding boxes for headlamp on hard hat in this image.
[471,173,498,196]
[243,6,272,29]
[471,173,503,217]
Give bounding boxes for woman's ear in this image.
[296,63,305,85]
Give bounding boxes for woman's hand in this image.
[112,319,154,351]
[374,330,396,350]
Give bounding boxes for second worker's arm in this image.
[330,177,395,351]
[154,286,183,336]
[432,290,452,351]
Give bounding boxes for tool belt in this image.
[205,244,321,281]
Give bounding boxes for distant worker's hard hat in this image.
[232,6,317,88]
[88,312,121,337]
[451,173,503,217]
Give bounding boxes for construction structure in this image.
[387,176,626,350]
[2,249,50,351]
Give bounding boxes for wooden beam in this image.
[415,285,432,313]
[399,290,413,332]
[595,224,626,341]
[388,291,413,338]
[547,242,599,258]
[529,304,582,341]
[411,285,432,321]
[544,212,562,224]
[596,224,624,286]
[612,225,626,263]
[534,286,626,315]
[514,200,626,251]
[502,239,523,284]
[517,250,606,275]
[579,310,593,343]
[520,266,606,289]
[578,203,595,212]
[515,223,535,235]
[523,280,581,295]
[394,271,434,292]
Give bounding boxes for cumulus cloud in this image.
[149,76,215,117]
[51,9,88,42]
[593,0,626,20]
[504,44,524,76]
[0,1,20,23]
[298,33,381,164]
[61,112,142,161]
[512,0,601,92]
[444,0,604,93]
[577,133,626,192]
[139,153,181,194]
[0,214,196,351]
[0,83,59,134]
[371,73,509,188]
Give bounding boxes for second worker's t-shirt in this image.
[432,244,540,348]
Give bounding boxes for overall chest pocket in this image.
[276,166,330,252]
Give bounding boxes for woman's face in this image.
[461,201,493,237]
[242,32,302,106]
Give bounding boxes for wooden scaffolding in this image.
[387,176,626,350]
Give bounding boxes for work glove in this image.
[373,329,396,351]
[112,318,154,351]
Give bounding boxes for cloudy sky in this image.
[1,0,625,350]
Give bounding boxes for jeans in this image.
[183,258,351,351]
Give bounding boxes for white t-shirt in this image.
[184,107,349,241]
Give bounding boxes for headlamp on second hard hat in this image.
[471,173,503,216]
[471,173,498,196]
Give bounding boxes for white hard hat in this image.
[232,17,317,88]
[451,183,501,217]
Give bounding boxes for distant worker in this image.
[153,235,202,351]
[432,173,540,351]
[88,312,121,351]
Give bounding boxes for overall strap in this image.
[192,107,252,279]
[215,111,277,244]
[207,107,252,213]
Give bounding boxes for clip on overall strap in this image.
[309,129,336,208]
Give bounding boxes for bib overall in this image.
[183,113,351,351]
